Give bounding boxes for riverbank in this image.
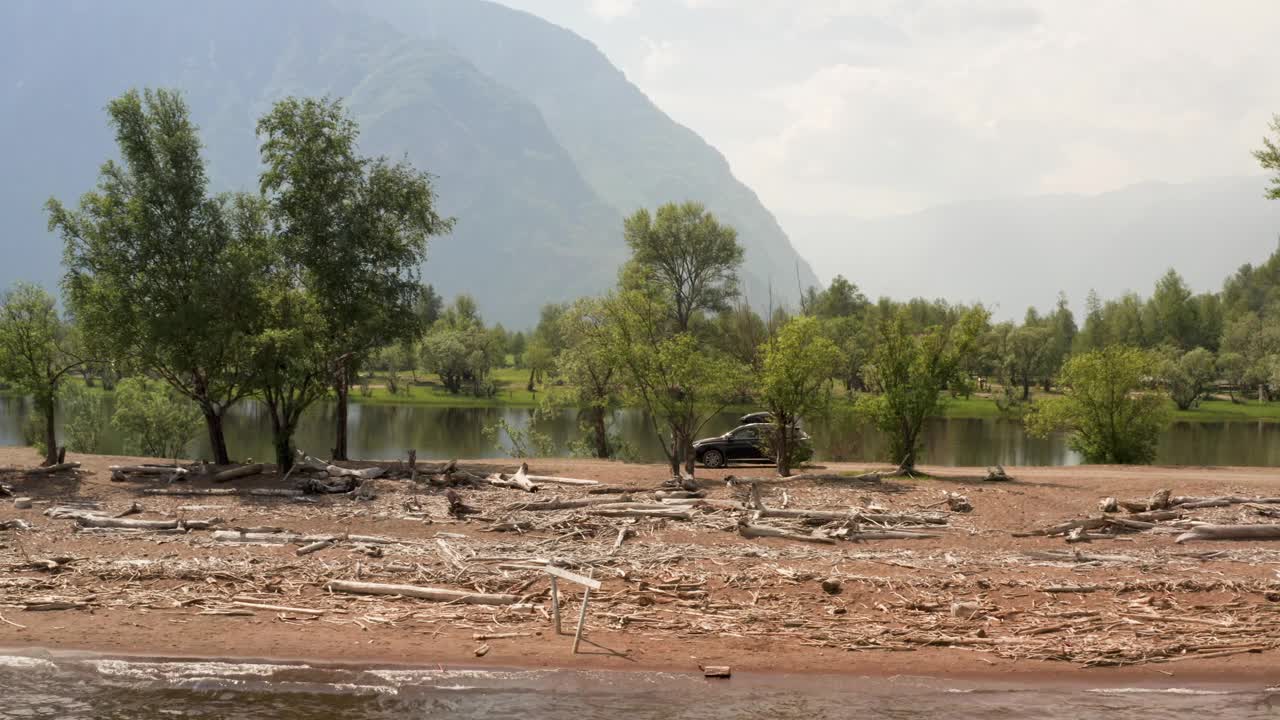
[2,449,1279,681]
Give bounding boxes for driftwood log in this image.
[488,462,539,492]
[110,465,188,482]
[1175,524,1280,543]
[143,487,303,498]
[212,530,404,545]
[737,520,836,544]
[325,580,520,606]
[27,462,81,475]
[211,463,266,483]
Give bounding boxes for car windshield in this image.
[732,427,758,439]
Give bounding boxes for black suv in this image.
[692,421,813,468]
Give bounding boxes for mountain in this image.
[783,176,1280,317]
[0,0,815,326]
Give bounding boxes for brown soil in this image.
[2,447,1279,684]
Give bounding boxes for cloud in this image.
[587,0,635,21]
[641,37,680,76]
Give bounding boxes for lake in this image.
[5,395,1280,467]
[1,654,1276,720]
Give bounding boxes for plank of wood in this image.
[543,565,602,590]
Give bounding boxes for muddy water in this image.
[0,653,1277,719]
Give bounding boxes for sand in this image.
[2,447,1279,683]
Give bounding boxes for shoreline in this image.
[3,450,1280,686]
[2,644,1277,691]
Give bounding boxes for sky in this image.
[493,0,1280,221]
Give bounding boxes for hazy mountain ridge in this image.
[0,0,814,325]
[784,176,1280,317]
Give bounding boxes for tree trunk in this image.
[333,362,350,461]
[1042,377,1052,393]
[202,407,231,465]
[592,407,610,459]
[667,429,681,477]
[683,435,696,477]
[776,427,791,477]
[42,399,58,466]
[1021,376,1031,401]
[267,407,293,472]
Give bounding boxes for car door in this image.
[726,426,760,460]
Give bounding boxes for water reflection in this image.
[2,395,1279,467]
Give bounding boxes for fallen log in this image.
[75,516,180,530]
[304,476,357,494]
[231,601,326,615]
[446,489,481,518]
[142,487,303,497]
[984,465,1011,482]
[760,508,948,525]
[211,463,265,483]
[27,462,81,475]
[488,462,539,493]
[588,485,651,495]
[587,508,692,520]
[737,521,835,544]
[110,465,188,482]
[296,538,336,556]
[0,519,32,531]
[325,580,520,606]
[525,474,599,486]
[212,530,405,545]
[1174,524,1280,543]
[503,496,632,512]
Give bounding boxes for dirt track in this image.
[2,447,1279,682]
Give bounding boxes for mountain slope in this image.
[359,0,820,306]
[1,0,622,325]
[783,176,1280,317]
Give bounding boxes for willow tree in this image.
[0,284,91,465]
[257,97,453,460]
[623,202,743,332]
[554,297,625,459]
[857,306,989,473]
[48,88,262,464]
[1026,347,1169,464]
[757,315,845,476]
[605,283,746,476]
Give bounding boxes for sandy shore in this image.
[2,448,1279,683]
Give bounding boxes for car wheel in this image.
[701,449,726,469]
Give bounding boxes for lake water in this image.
[5,395,1280,467]
[1,654,1276,720]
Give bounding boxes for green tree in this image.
[59,378,106,454]
[856,306,989,472]
[257,96,453,460]
[1026,347,1169,464]
[757,316,845,476]
[1255,114,1280,200]
[605,284,747,476]
[623,202,744,332]
[48,88,263,465]
[1161,347,1217,410]
[1217,351,1249,403]
[860,303,988,471]
[552,298,625,458]
[1007,324,1052,400]
[1145,269,1197,348]
[0,284,92,465]
[112,377,203,459]
[810,275,869,319]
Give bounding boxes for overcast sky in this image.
[494,0,1280,220]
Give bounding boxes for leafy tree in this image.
[257,96,452,460]
[1025,347,1169,464]
[757,316,845,476]
[1144,269,1197,348]
[810,275,869,319]
[420,328,472,394]
[1007,324,1051,400]
[250,279,333,470]
[523,338,554,391]
[710,299,768,372]
[509,331,527,366]
[60,380,106,454]
[48,88,263,465]
[1255,114,1280,200]
[414,284,444,329]
[552,298,625,458]
[855,306,989,472]
[1042,292,1077,390]
[1217,351,1249,403]
[112,377,203,459]
[0,284,92,464]
[1161,347,1217,410]
[623,202,744,331]
[604,284,747,476]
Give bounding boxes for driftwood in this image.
[737,520,835,544]
[588,507,691,520]
[1174,524,1280,543]
[1104,489,1280,514]
[984,465,1011,482]
[110,465,188,482]
[304,476,357,494]
[0,519,32,531]
[503,496,633,512]
[295,538,336,556]
[488,462,539,493]
[142,487,303,498]
[13,497,33,510]
[446,489,481,518]
[211,463,266,483]
[525,474,599,487]
[27,462,81,475]
[588,485,651,495]
[212,530,403,545]
[759,507,947,526]
[0,483,11,497]
[324,579,520,606]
